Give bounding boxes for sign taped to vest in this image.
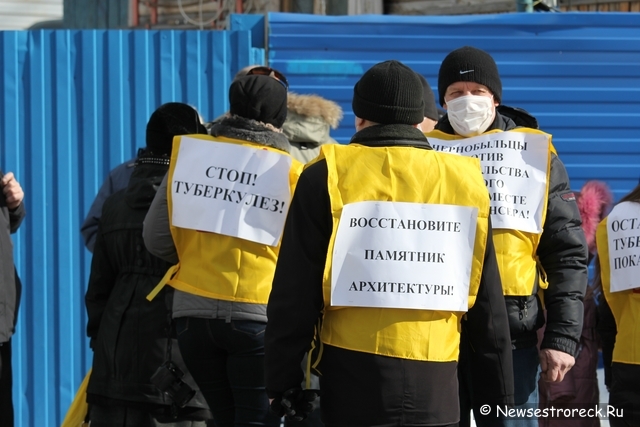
[331,201,478,312]
[605,201,640,293]
[171,137,292,246]
[429,131,549,233]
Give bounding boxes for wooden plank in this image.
[621,1,630,10]
[631,2,640,11]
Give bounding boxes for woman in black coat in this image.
[85,103,211,427]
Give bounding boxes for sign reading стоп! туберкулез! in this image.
[429,131,549,233]
[170,136,292,247]
[331,201,478,312]
[606,201,640,293]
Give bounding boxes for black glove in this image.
[270,387,321,421]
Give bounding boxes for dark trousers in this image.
[609,364,640,427]
[459,344,539,427]
[90,404,209,427]
[0,340,13,427]
[319,344,459,426]
[175,317,279,427]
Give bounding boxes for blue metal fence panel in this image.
[0,28,257,427]
[267,12,640,200]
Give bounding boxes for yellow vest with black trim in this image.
[318,143,490,362]
[596,216,640,365]
[165,134,303,304]
[426,128,555,296]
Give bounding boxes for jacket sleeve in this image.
[265,161,331,398]
[9,202,25,233]
[537,154,589,357]
[143,173,178,264]
[81,161,135,252]
[84,205,117,349]
[465,218,515,406]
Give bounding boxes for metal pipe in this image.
[151,0,158,25]
[131,0,140,27]
[516,0,534,12]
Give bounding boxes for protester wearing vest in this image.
[427,46,588,427]
[143,74,302,427]
[84,103,212,426]
[595,185,640,427]
[264,60,514,427]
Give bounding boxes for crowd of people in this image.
[1,45,638,427]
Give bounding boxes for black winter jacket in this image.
[435,107,588,356]
[265,124,514,425]
[85,161,211,420]
[0,169,25,344]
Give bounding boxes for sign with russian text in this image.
[331,201,478,311]
[429,131,549,233]
[171,137,292,246]
[606,202,640,292]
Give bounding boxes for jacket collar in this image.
[125,162,168,210]
[349,123,432,150]
[209,116,291,153]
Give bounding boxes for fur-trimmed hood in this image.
[209,115,291,153]
[282,92,343,146]
[577,180,613,257]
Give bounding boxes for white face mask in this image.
[446,95,495,137]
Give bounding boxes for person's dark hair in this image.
[616,183,640,204]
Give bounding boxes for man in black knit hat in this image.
[427,46,587,427]
[264,60,514,426]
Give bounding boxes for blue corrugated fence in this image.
[0,28,261,427]
[2,11,640,427]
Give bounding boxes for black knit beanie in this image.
[229,74,288,128]
[146,102,207,156]
[352,60,424,125]
[437,46,502,106]
[416,74,439,121]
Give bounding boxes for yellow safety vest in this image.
[596,217,640,365]
[426,128,555,296]
[160,134,303,304]
[318,144,490,362]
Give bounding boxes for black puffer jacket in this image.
[85,161,211,420]
[436,107,588,356]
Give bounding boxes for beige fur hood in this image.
[283,92,343,147]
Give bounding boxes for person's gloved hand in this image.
[270,387,321,421]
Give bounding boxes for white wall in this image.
[0,0,62,30]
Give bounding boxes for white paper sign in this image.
[429,131,549,233]
[331,201,478,312]
[606,202,640,293]
[171,137,292,246]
